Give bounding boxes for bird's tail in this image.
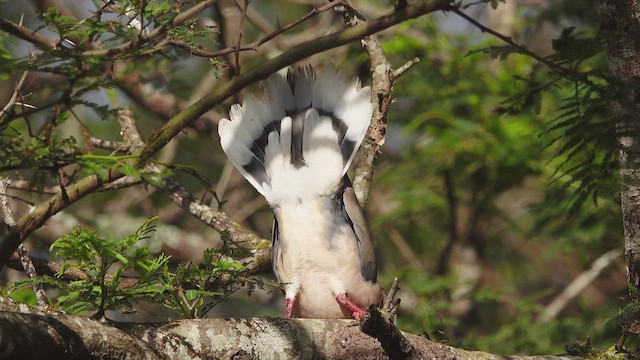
[218,65,372,206]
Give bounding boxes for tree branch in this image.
[537,248,623,323]
[0,172,123,268]
[79,0,218,58]
[161,0,345,59]
[0,298,584,360]
[0,18,58,50]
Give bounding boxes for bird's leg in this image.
[336,293,366,320]
[285,282,300,319]
[286,297,295,319]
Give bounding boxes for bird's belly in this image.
[296,273,349,318]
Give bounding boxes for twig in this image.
[0,70,30,121]
[383,277,401,317]
[159,0,344,59]
[88,138,130,151]
[6,180,58,194]
[537,248,623,323]
[5,255,137,289]
[80,0,219,58]
[360,278,413,359]
[0,179,48,307]
[447,5,578,81]
[393,57,420,79]
[214,161,234,206]
[232,0,249,75]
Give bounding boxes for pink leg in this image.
[336,293,366,320]
[286,297,295,319]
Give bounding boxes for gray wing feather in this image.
[271,217,283,282]
[341,177,377,282]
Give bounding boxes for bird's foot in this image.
[336,293,366,320]
[286,297,295,319]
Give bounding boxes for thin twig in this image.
[447,6,575,80]
[6,180,59,194]
[0,70,30,120]
[383,277,401,315]
[88,138,130,151]
[0,179,48,307]
[392,57,420,80]
[5,255,139,289]
[233,0,249,75]
[81,0,219,58]
[160,0,344,59]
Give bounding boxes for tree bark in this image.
[595,0,640,288]
[0,297,582,360]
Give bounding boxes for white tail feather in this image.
[218,65,372,206]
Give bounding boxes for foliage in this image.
[373,5,624,355]
[12,218,274,319]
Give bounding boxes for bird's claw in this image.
[336,293,366,320]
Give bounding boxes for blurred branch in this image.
[0,172,123,268]
[372,189,427,273]
[162,0,345,59]
[80,0,218,58]
[447,5,580,82]
[0,70,30,121]
[6,255,139,289]
[0,18,58,50]
[537,248,623,323]
[0,179,48,307]
[437,170,458,275]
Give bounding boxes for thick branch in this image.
[595,0,640,289]
[0,310,165,360]
[0,301,583,360]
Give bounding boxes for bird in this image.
[218,65,383,319]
